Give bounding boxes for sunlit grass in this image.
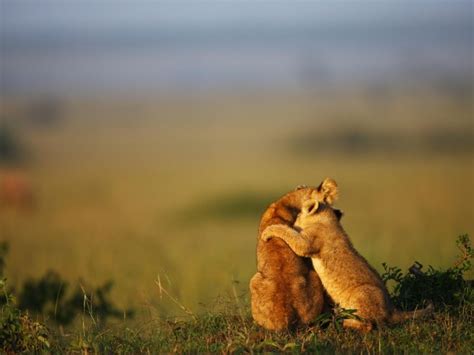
[1,91,472,318]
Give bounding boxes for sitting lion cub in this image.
[262,188,432,332]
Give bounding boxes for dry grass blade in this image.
[154,275,197,321]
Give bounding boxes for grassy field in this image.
[1,89,473,326]
[52,301,474,353]
[3,265,474,352]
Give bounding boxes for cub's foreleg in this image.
[261,225,321,257]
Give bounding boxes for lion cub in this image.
[262,192,432,332]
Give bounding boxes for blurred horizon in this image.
[1,0,473,96]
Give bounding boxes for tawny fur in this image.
[261,186,432,332]
[249,179,337,330]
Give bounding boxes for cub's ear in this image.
[317,178,338,205]
[302,199,319,215]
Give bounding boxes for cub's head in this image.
[295,178,343,230]
[294,200,343,230]
[296,178,338,203]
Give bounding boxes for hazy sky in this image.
[3,1,470,33]
[1,1,472,94]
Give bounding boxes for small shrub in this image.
[1,241,134,329]
[0,243,50,352]
[17,271,134,326]
[382,234,473,310]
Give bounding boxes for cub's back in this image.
[257,188,315,277]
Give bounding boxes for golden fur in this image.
[261,184,432,332]
[249,179,337,330]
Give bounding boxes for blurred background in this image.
[0,0,473,322]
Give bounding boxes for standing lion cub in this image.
[262,186,432,332]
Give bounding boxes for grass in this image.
[3,236,472,354]
[3,282,473,353]
[2,232,473,353]
[28,302,468,353]
[1,89,473,325]
[3,157,471,316]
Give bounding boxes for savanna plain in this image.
[1,87,473,352]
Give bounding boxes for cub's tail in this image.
[389,302,434,324]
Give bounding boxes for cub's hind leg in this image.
[250,272,295,330]
[341,285,389,332]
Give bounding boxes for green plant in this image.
[17,271,134,326]
[0,242,50,352]
[0,240,134,327]
[1,240,134,341]
[382,234,473,310]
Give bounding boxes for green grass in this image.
[1,90,473,320]
[71,305,474,353]
[3,264,474,353]
[4,297,474,353]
